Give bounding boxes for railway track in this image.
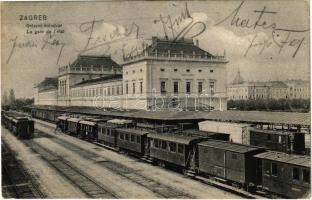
[34,119,263,199]
[23,140,117,199]
[34,128,195,198]
[1,141,46,198]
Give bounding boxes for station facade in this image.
[34,37,228,111]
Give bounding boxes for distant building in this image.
[34,37,229,111]
[227,71,310,100]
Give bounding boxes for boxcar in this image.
[249,128,305,154]
[254,151,311,198]
[97,119,134,147]
[8,116,34,139]
[148,133,208,169]
[67,117,81,136]
[116,128,149,155]
[197,140,265,189]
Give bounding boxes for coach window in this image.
[131,134,135,142]
[136,136,141,144]
[125,134,129,141]
[161,140,167,150]
[292,167,300,181]
[120,133,124,140]
[271,163,278,176]
[169,142,176,152]
[154,139,159,148]
[178,144,184,154]
[303,169,310,183]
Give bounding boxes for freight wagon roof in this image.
[148,133,206,145]
[116,128,148,136]
[79,120,96,126]
[67,118,81,122]
[198,140,262,153]
[254,151,310,168]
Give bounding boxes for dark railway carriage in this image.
[116,128,149,155]
[57,116,69,132]
[97,119,134,147]
[254,151,311,198]
[148,133,208,169]
[11,117,34,138]
[78,118,109,141]
[78,120,98,140]
[67,118,81,136]
[249,128,305,154]
[197,140,265,190]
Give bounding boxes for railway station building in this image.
[34,37,228,111]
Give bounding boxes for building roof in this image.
[268,81,288,88]
[26,105,311,126]
[254,151,310,168]
[36,77,58,92]
[148,132,206,145]
[72,74,122,87]
[145,37,215,58]
[70,55,120,70]
[198,140,263,153]
[249,128,304,136]
[204,110,310,127]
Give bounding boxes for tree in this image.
[2,90,9,106]
[9,88,15,106]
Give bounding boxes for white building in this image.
[227,71,310,100]
[34,37,229,111]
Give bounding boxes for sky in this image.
[1,0,310,98]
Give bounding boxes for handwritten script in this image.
[215,1,308,57]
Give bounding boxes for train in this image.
[1,111,34,139]
[25,109,311,198]
[53,115,310,198]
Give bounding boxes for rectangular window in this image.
[140,82,143,94]
[198,82,203,94]
[232,153,237,159]
[161,81,166,94]
[293,167,300,180]
[112,87,114,96]
[209,81,215,95]
[125,134,129,141]
[186,82,191,94]
[169,142,176,152]
[120,133,124,140]
[133,82,135,94]
[108,88,111,96]
[131,134,135,142]
[136,136,141,144]
[271,163,278,176]
[173,81,179,94]
[161,140,167,150]
[303,169,310,183]
[154,139,159,148]
[126,83,129,94]
[278,135,282,144]
[178,144,184,154]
